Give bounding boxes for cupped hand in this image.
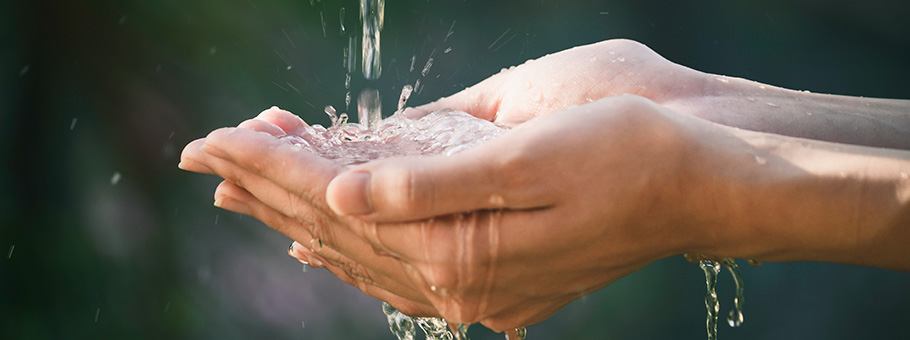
[180,107,444,317]
[187,96,736,331]
[407,39,710,126]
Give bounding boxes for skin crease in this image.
[179,39,910,332]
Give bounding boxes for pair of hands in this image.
[178,39,737,331]
[180,39,908,331]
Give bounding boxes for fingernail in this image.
[214,196,225,208]
[327,171,373,216]
[177,161,187,170]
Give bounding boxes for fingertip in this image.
[256,106,310,135]
[237,118,285,136]
[326,170,374,216]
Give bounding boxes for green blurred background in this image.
[2,0,909,339]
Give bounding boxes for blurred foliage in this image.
[2,0,909,339]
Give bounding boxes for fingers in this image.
[325,130,555,222]
[404,72,507,121]
[202,127,341,212]
[179,138,214,174]
[213,179,434,304]
[254,106,310,136]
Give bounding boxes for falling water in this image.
[694,257,746,340]
[357,88,382,131]
[699,260,721,340]
[360,0,383,80]
[722,259,745,328]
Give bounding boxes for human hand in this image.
[179,97,714,330]
[412,39,910,150]
[406,39,710,126]
[405,39,706,126]
[179,107,446,317]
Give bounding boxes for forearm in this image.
[691,130,910,271]
[668,75,910,150]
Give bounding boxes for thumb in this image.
[324,136,549,222]
[403,71,507,121]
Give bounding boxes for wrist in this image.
[669,74,910,150]
[686,127,910,270]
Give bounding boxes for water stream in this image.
[697,258,746,340]
[314,2,750,338]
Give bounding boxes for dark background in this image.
[2,0,909,339]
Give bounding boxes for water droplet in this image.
[806,112,813,116]
[444,47,453,53]
[421,58,434,77]
[758,85,767,90]
[119,15,127,25]
[110,172,122,185]
[900,172,908,179]
[589,55,597,62]
[715,76,729,84]
[616,57,626,62]
[319,11,327,38]
[209,46,217,55]
[70,117,77,130]
[7,244,14,259]
[156,64,162,73]
[19,64,30,77]
[345,36,357,73]
[514,327,527,339]
[94,308,101,323]
[722,258,745,328]
[301,320,306,328]
[746,97,755,102]
[529,88,543,103]
[753,154,767,165]
[339,7,346,35]
[397,84,413,112]
[766,102,778,107]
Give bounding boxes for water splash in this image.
[282,106,505,165]
[699,260,721,340]
[383,302,417,340]
[290,86,511,338]
[382,302,470,340]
